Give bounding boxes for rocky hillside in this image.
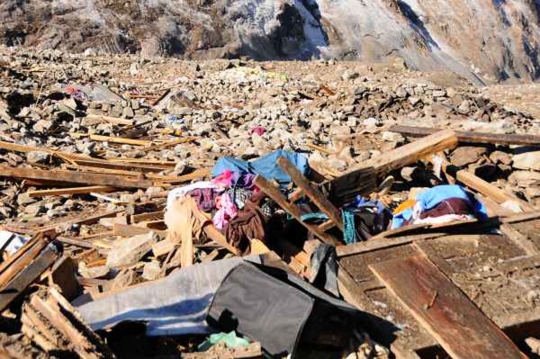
[1,0,540,84]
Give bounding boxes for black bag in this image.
[207,261,362,357]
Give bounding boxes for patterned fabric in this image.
[227,188,273,217]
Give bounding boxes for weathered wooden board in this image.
[370,255,526,359]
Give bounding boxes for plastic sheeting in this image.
[211,150,309,187]
[76,256,261,336]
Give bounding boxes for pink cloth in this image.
[213,192,238,230]
[212,169,234,187]
[250,126,266,136]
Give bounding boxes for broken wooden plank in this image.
[346,129,458,176]
[0,247,58,313]
[47,256,80,301]
[26,288,114,358]
[0,140,173,172]
[277,156,344,231]
[370,255,526,359]
[337,212,540,258]
[390,125,540,147]
[325,167,377,206]
[89,134,152,147]
[86,114,134,126]
[27,186,115,198]
[336,265,423,359]
[481,196,539,255]
[131,210,165,223]
[0,165,155,189]
[158,168,211,184]
[4,210,123,237]
[0,233,51,286]
[254,174,341,246]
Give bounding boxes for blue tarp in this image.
[212,150,309,186]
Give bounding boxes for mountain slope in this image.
[1,0,540,84]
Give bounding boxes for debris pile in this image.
[1,47,540,358]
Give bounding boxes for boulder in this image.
[512,151,540,171]
[490,150,512,166]
[106,232,158,268]
[508,171,540,187]
[450,146,487,167]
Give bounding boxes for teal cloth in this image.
[300,212,329,223]
[198,331,250,352]
[342,210,357,244]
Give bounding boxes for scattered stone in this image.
[450,146,487,167]
[78,263,110,279]
[142,261,162,281]
[490,151,512,166]
[512,151,540,171]
[408,97,421,106]
[106,232,158,268]
[26,151,50,164]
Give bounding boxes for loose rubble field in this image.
[1,46,540,358]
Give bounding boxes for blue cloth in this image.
[347,196,388,214]
[392,185,488,229]
[212,150,309,187]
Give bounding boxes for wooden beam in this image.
[0,233,50,286]
[0,165,155,188]
[370,255,527,359]
[0,247,58,313]
[336,266,422,359]
[27,186,115,198]
[390,125,540,147]
[4,209,122,236]
[89,134,152,147]
[254,175,341,246]
[346,130,458,176]
[430,155,535,212]
[277,156,343,231]
[86,114,134,126]
[0,140,173,172]
[325,167,377,206]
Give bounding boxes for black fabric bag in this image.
[207,261,362,357]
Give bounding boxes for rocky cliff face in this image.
[1,0,540,84]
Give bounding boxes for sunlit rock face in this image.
[2,0,540,83]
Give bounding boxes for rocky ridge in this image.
[1,0,540,84]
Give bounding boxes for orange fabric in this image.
[393,199,416,215]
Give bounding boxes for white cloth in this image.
[0,231,29,255]
[412,214,474,225]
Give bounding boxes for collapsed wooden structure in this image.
[1,127,540,358]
